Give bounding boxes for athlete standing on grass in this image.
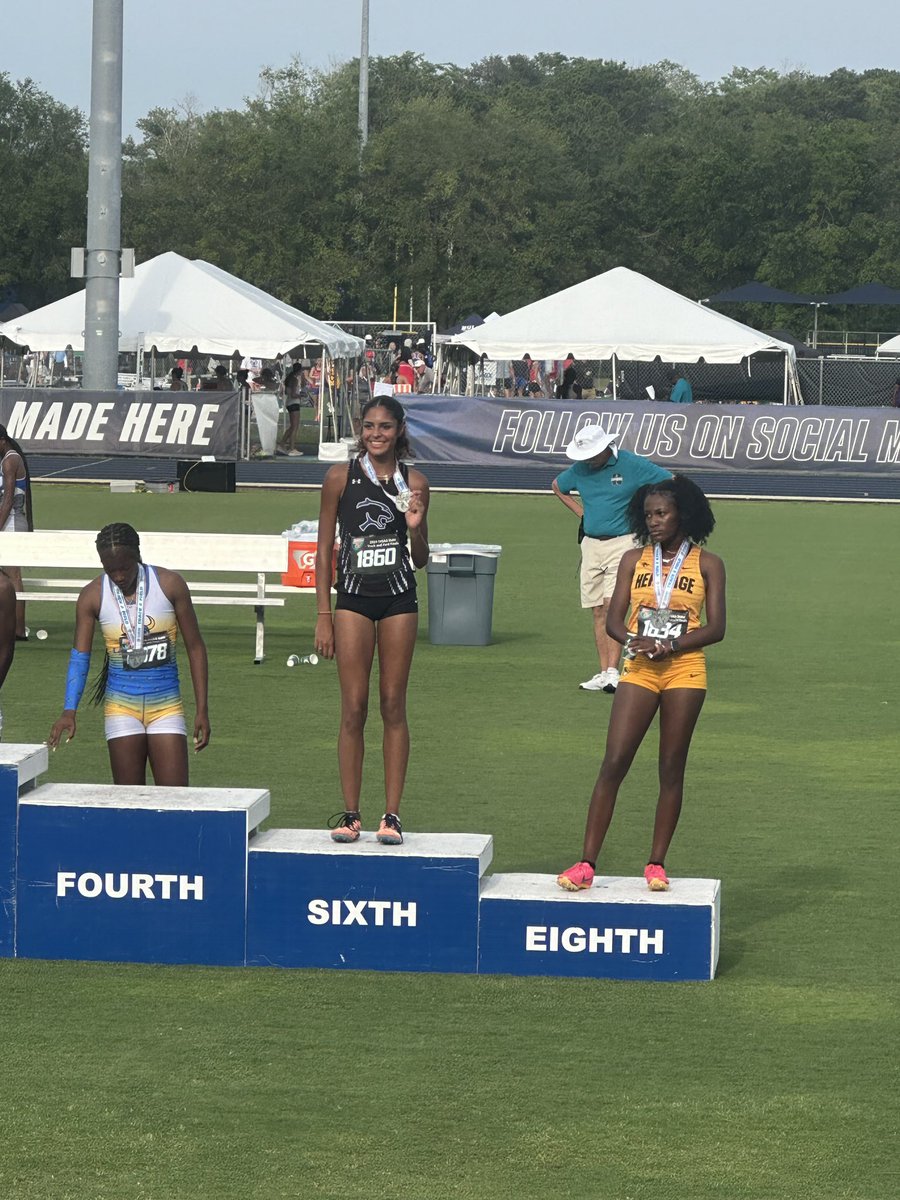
[314,396,430,846]
[47,523,210,785]
[557,476,725,893]
[553,425,670,694]
[0,569,17,738]
[0,423,35,641]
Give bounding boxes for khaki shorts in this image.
[580,534,635,608]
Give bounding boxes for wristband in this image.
[670,638,681,654]
[64,650,91,711]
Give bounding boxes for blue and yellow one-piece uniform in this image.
[99,564,185,731]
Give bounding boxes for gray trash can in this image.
[426,544,501,646]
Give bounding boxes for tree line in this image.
[3,55,900,335]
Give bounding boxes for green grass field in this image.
[1,485,896,1199]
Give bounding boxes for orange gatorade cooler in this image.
[282,539,338,588]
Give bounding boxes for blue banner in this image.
[404,395,900,475]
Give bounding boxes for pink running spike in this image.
[644,863,670,891]
[329,812,361,843]
[376,813,403,845]
[557,861,595,891]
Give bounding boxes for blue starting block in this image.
[0,745,48,957]
[247,829,492,973]
[478,874,720,981]
[15,782,269,966]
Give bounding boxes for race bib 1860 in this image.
[350,534,401,575]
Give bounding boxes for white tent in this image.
[448,266,801,405]
[446,266,801,401]
[876,333,900,355]
[0,251,362,359]
[447,266,796,364]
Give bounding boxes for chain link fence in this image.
[436,349,900,407]
[796,358,900,406]
[335,320,437,381]
[5,342,899,409]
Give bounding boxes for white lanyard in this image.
[652,540,691,611]
[361,453,411,513]
[111,565,146,650]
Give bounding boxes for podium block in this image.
[0,745,48,957]
[247,829,492,973]
[478,874,720,981]
[16,783,269,966]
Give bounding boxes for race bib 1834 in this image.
[636,605,689,641]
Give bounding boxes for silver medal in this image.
[125,648,146,668]
[395,491,411,513]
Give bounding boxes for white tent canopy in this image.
[447,266,796,365]
[0,251,362,359]
[876,332,900,355]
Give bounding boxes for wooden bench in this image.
[0,529,315,663]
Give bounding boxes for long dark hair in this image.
[627,475,716,545]
[90,524,143,704]
[356,395,413,460]
[0,424,34,531]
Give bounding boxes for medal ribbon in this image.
[112,564,146,651]
[652,540,691,611]
[361,454,410,510]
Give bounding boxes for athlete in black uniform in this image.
[315,397,430,845]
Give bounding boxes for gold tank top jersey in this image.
[627,543,706,636]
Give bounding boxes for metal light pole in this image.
[358,0,369,152]
[82,0,124,391]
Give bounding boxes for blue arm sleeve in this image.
[64,650,91,711]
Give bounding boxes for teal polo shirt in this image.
[670,378,693,404]
[555,449,672,537]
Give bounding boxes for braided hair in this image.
[90,524,143,704]
[96,523,142,559]
[0,424,34,531]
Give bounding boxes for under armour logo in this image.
[611,473,624,486]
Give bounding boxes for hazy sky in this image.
[3,0,897,134]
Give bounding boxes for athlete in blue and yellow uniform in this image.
[98,562,184,734]
[557,476,726,893]
[314,396,430,846]
[48,523,210,785]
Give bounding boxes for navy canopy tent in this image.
[440,313,485,336]
[823,283,900,305]
[764,329,821,358]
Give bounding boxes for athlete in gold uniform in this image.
[557,476,726,893]
[620,541,708,692]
